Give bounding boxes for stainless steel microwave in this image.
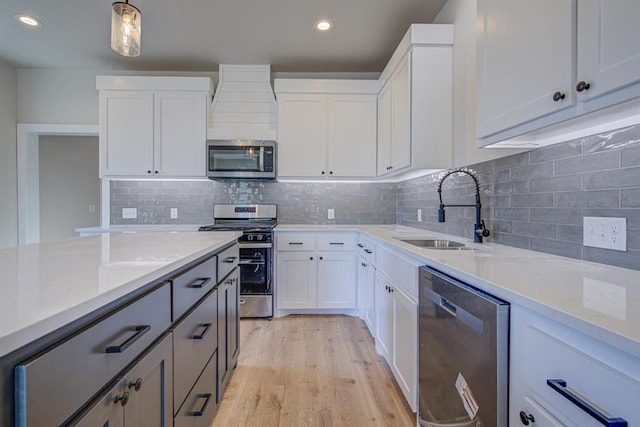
[206,140,276,179]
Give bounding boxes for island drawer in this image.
[173,288,218,415]
[317,232,357,251]
[14,282,171,427]
[174,350,218,427]
[217,244,239,281]
[173,256,217,321]
[276,233,315,251]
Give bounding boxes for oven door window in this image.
[209,146,261,172]
[239,247,271,294]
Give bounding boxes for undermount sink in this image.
[395,238,473,250]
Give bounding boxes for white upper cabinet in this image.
[275,79,377,179]
[476,0,575,139]
[97,76,211,178]
[478,0,640,147]
[577,0,640,101]
[376,24,453,177]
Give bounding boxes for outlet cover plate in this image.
[122,208,137,219]
[583,217,627,251]
[170,208,178,219]
[328,208,335,220]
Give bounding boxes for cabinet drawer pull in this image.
[114,392,130,407]
[576,81,591,92]
[190,393,212,417]
[189,278,211,289]
[128,378,143,392]
[364,249,372,254]
[552,91,566,102]
[239,298,246,304]
[223,256,237,263]
[546,379,628,427]
[288,242,304,245]
[105,325,150,354]
[329,242,344,245]
[191,323,212,340]
[357,243,364,248]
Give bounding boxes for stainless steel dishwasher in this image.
[418,266,509,427]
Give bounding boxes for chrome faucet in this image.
[437,169,490,243]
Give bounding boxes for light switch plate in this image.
[122,208,137,219]
[417,209,422,222]
[583,217,627,251]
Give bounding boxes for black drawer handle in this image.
[288,242,304,245]
[357,243,364,248]
[364,249,372,254]
[190,393,212,417]
[106,325,150,354]
[191,323,212,340]
[329,242,344,245]
[189,277,211,289]
[546,379,627,427]
[128,378,143,392]
[223,256,237,263]
[114,392,130,407]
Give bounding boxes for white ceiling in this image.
[0,0,447,72]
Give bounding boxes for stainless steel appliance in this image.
[199,204,276,318]
[206,139,276,180]
[418,266,509,427]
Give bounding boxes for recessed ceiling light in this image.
[315,19,333,32]
[15,14,43,27]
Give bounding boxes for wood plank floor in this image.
[211,315,415,427]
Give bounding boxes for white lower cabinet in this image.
[374,270,418,412]
[510,304,640,426]
[357,256,376,334]
[276,232,357,310]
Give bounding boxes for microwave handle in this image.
[259,147,265,172]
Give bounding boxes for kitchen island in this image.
[0,231,241,426]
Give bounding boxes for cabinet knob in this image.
[576,81,591,92]
[115,392,130,407]
[154,170,158,174]
[321,171,325,175]
[329,171,333,175]
[319,256,323,260]
[147,170,151,174]
[519,411,535,425]
[310,257,313,260]
[128,378,143,392]
[552,91,566,102]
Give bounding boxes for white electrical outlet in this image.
[583,217,627,251]
[328,208,335,220]
[170,208,178,219]
[88,204,96,214]
[122,208,137,219]
[417,209,422,222]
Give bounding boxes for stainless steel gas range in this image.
[199,204,276,318]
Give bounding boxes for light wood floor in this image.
[211,315,415,427]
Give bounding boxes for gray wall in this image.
[0,59,17,249]
[39,136,100,242]
[111,180,397,226]
[398,124,640,271]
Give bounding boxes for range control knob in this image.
[247,234,254,241]
[256,234,264,241]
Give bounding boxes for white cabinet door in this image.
[577,0,640,101]
[476,0,575,138]
[277,94,327,177]
[154,92,206,176]
[363,263,376,335]
[276,251,317,309]
[375,272,394,361]
[317,251,356,309]
[393,287,417,412]
[390,56,411,172]
[100,91,154,176]
[327,95,377,177]
[377,81,392,175]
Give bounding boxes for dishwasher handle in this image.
[422,286,484,335]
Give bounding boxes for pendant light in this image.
[111,0,141,57]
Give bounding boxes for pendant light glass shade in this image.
[111,0,141,57]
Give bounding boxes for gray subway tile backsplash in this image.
[111,123,640,271]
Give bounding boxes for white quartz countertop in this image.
[0,231,240,358]
[276,224,640,358]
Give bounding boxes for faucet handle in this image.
[476,219,490,238]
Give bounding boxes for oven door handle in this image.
[239,243,273,249]
[239,260,266,265]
